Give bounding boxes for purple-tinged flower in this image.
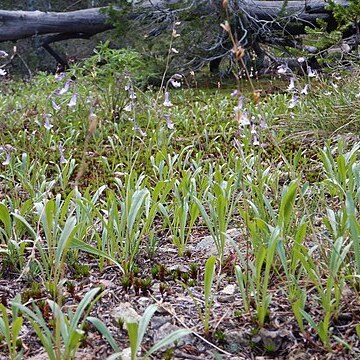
[259,117,268,129]
[124,103,132,112]
[58,79,73,95]
[51,98,61,111]
[233,96,245,112]
[0,50,8,58]
[288,95,299,109]
[231,89,239,97]
[277,64,290,74]
[239,111,251,126]
[2,152,11,166]
[59,141,67,164]
[132,121,147,137]
[170,79,181,88]
[253,135,260,146]
[54,72,65,81]
[297,57,305,63]
[287,78,296,92]
[129,91,137,100]
[44,114,53,130]
[163,92,173,107]
[0,145,13,166]
[301,84,309,95]
[307,66,318,78]
[68,93,78,108]
[251,124,257,135]
[164,114,175,130]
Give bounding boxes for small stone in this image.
[221,284,236,295]
[151,315,172,329]
[153,323,193,349]
[111,302,141,330]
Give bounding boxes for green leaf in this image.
[145,329,191,358]
[87,317,121,352]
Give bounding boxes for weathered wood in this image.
[0,1,350,43]
[0,8,112,42]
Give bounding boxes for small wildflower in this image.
[171,48,179,54]
[54,72,65,81]
[0,145,13,166]
[231,89,239,97]
[250,124,257,135]
[163,92,173,107]
[170,79,181,88]
[277,64,290,74]
[164,114,174,130]
[300,84,309,95]
[297,57,305,63]
[355,90,360,98]
[51,98,61,111]
[288,95,299,109]
[0,69,7,76]
[239,112,251,126]
[132,121,147,137]
[129,91,137,100]
[307,66,318,78]
[58,79,73,95]
[68,93,78,108]
[259,117,268,129]
[124,103,132,112]
[175,21,181,26]
[252,135,260,146]
[233,96,245,112]
[44,114,53,130]
[0,50,8,58]
[287,78,296,92]
[59,141,67,164]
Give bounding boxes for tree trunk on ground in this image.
[0,1,350,43]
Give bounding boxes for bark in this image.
[0,1,350,43]
[0,7,112,42]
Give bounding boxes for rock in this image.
[254,328,289,352]
[111,302,141,330]
[120,347,132,360]
[151,315,172,329]
[193,228,241,256]
[137,296,152,308]
[153,323,194,349]
[225,330,252,353]
[221,284,236,295]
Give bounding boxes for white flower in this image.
[297,57,305,63]
[129,91,137,100]
[239,112,251,126]
[355,90,360,98]
[0,69,7,76]
[288,95,299,109]
[164,114,174,130]
[59,141,67,164]
[301,84,309,95]
[259,117,268,129]
[307,66,318,78]
[58,79,73,95]
[0,50,9,58]
[2,152,11,166]
[277,64,290,74]
[68,93,78,108]
[233,96,245,112]
[171,48,179,54]
[251,124,257,134]
[51,98,61,111]
[163,92,173,107]
[287,78,296,91]
[44,114,53,130]
[170,79,181,88]
[253,136,260,146]
[54,72,65,81]
[124,103,132,112]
